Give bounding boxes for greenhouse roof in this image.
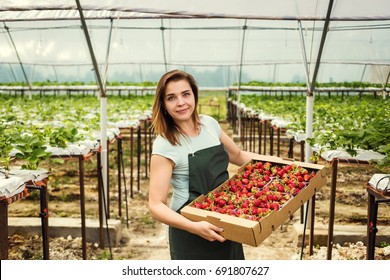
[1,0,390,21]
[1,0,389,87]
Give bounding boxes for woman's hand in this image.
[190,221,226,242]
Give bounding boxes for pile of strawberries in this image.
[192,161,317,221]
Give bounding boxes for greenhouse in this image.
[0,0,389,266]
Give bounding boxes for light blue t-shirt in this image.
[152,115,222,211]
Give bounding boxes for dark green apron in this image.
[169,143,245,260]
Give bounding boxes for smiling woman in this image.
[164,80,197,126]
[148,69,263,260]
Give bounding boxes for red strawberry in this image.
[201,202,210,209]
[246,164,253,171]
[258,207,269,213]
[255,161,263,169]
[298,182,306,189]
[253,198,261,207]
[291,187,300,196]
[254,191,263,198]
[251,207,258,215]
[304,174,312,182]
[193,202,202,209]
[257,181,266,188]
[229,185,238,193]
[271,202,280,211]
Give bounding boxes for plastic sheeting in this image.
[0,168,49,197]
[368,174,390,192]
[320,148,386,162]
[1,0,390,21]
[1,1,389,85]
[0,176,25,197]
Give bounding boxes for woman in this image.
[148,69,261,260]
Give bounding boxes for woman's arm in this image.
[220,130,279,166]
[148,154,226,242]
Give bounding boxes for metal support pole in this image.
[137,126,141,192]
[327,159,338,260]
[78,155,87,260]
[38,186,49,259]
[97,150,104,249]
[117,137,122,217]
[0,202,8,260]
[130,127,134,199]
[76,0,109,214]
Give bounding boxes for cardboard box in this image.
[180,156,327,246]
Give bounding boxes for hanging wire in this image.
[160,19,168,72]
[102,17,119,90]
[238,19,247,90]
[237,19,248,139]
[309,0,334,94]
[3,22,31,89]
[8,63,17,82]
[297,20,312,92]
[4,22,389,33]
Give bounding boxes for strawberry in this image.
[304,174,312,182]
[298,182,306,189]
[276,170,284,178]
[291,187,300,196]
[258,207,269,213]
[241,178,249,185]
[257,181,266,188]
[255,161,263,169]
[241,201,249,208]
[254,190,263,198]
[229,185,238,193]
[264,162,272,170]
[271,202,280,211]
[201,202,210,209]
[251,207,259,215]
[246,164,253,171]
[193,202,203,209]
[245,183,253,191]
[253,198,261,207]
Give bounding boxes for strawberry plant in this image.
[13,133,52,170]
[371,144,390,173]
[46,126,81,148]
[238,94,390,169]
[0,126,16,176]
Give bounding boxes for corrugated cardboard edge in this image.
[181,202,263,246]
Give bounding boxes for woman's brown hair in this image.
[151,69,200,145]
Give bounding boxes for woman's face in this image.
[164,79,196,123]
